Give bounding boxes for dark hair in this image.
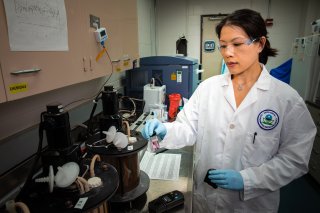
[216,9,278,64]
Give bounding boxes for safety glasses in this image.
[218,38,259,53]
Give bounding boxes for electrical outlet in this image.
[90,14,100,29]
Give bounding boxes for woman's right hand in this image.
[141,118,167,140]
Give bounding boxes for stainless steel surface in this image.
[141,145,194,212]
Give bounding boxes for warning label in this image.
[9,83,28,94]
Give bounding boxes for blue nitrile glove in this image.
[141,118,167,140]
[208,169,244,190]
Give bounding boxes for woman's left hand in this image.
[208,169,244,190]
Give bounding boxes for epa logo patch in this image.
[257,109,279,130]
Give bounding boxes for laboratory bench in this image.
[140,146,194,213]
[109,145,194,213]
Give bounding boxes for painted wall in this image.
[155,0,320,70]
[138,0,156,57]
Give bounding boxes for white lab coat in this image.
[161,65,316,212]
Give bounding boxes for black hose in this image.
[87,92,102,135]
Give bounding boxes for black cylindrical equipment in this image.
[102,85,119,116]
[100,86,122,133]
[43,103,72,150]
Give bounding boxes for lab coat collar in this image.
[255,65,271,91]
[221,72,230,87]
[220,64,271,90]
[222,73,236,110]
[221,64,271,111]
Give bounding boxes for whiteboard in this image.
[3,0,68,51]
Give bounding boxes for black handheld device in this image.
[148,190,184,213]
[204,168,218,189]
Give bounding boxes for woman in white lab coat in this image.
[142,9,316,212]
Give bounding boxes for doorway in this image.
[200,14,227,81]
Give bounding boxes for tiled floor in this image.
[279,174,320,213]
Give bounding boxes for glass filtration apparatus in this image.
[16,103,119,212]
[86,86,149,211]
[41,103,77,172]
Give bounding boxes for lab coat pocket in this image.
[242,133,279,167]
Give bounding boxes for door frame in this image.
[200,14,228,65]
